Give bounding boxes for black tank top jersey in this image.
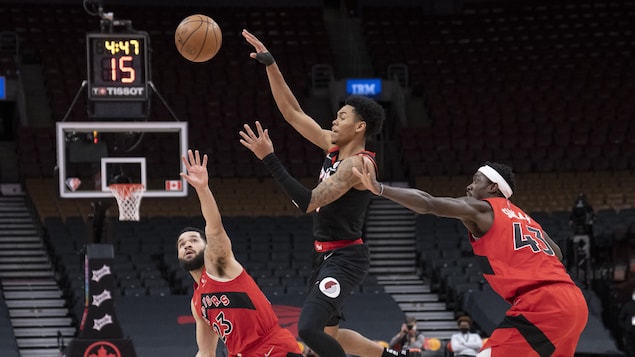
[313,147,378,242]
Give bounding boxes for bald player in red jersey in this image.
[177,149,302,357]
[354,161,588,357]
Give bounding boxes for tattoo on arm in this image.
[310,158,358,208]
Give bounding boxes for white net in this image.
[109,183,145,221]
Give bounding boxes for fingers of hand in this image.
[238,130,252,143]
[242,30,264,50]
[243,123,257,138]
[239,139,251,150]
[187,149,196,165]
[255,121,264,134]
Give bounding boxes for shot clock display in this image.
[87,33,149,101]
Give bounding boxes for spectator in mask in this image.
[450,316,482,357]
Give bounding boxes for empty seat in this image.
[123,286,147,297]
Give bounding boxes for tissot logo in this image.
[92,87,145,96]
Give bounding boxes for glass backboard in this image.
[56,121,188,198]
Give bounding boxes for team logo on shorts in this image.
[319,277,341,298]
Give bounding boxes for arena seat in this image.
[12,3,330,181]
[363,1,634,183]
[10,2,634,356]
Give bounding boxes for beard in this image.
[179,250,205,271]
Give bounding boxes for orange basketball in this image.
[174,14,222,62]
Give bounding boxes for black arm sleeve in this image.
[262,153,311,212]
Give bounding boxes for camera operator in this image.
[389,316,425,352]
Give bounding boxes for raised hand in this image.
[180,149,209,190]
[239,121,275,160]
[242,29,275,66]
[242,29,269,56]
[352,162,382,195]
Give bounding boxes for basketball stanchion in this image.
[109,183,145,221]
[64,244,137,357]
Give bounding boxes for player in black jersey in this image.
[241,30,416,357]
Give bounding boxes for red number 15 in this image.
[107,56,135,83]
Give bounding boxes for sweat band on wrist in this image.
[255,52,275,66]
[262,153,311,212]
[378,183,384,196]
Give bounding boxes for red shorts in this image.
[482,283,588,357]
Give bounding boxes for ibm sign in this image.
[0,76,5,100]
[346,78,382,97]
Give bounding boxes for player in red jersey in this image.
[353,161,588,357]
[177,149,302,357]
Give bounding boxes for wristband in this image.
[378,183,384,196]
[255,52,275,66]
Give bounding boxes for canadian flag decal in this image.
[165,180,182,191]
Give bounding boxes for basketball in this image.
[174,14,222,62]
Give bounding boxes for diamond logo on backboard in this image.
[65,177,81,191]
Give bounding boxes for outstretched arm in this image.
[181,150,242,279]
[242,29,331,151]
[352,164,493,232]
[240,122,371,213]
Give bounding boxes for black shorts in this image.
[303,243,370,325]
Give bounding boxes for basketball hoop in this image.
[109,183,145,221]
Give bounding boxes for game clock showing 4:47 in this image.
[87,32,149,101]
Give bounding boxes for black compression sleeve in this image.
[262,153,311,212]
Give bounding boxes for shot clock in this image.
[87,32,149,101]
